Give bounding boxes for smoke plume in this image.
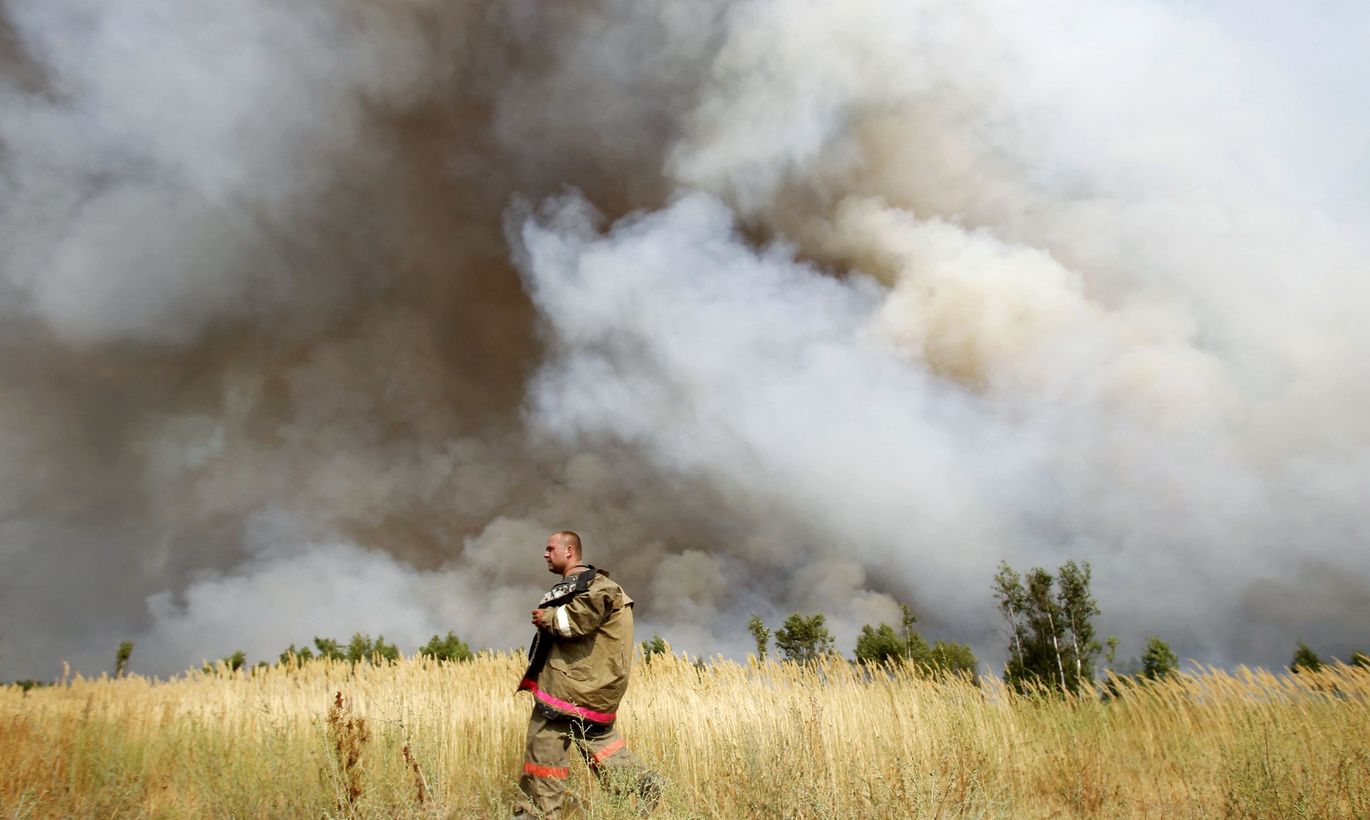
[2,0,1367,678]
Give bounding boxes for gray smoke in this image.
[1,0,1367,679]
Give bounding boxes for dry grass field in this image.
[2,652,1367,818]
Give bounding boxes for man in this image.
[514,530,660,818]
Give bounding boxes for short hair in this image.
[553,530,583,558]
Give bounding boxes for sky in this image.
[1,0,1367,680]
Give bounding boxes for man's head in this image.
[543,531,583,576]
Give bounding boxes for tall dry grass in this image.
[2,652,1367,818]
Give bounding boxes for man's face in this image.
[544,534,573,575]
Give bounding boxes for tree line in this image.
[69,630,478,680]
[731,606,978,678]
[990,559,1368,692]
[732,558,1368,693]
[9,557,1368,687]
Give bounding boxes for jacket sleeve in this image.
[545,586,616,639]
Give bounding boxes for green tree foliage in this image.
[640,634,668,664]
[927,641,978,677]
[418,631,473,663]
[1057,561,1101,685]
[345,633,399,664]
[1025,567,1068,689]
[854,623,907,665]
[994,563,1030,678]
[899,605,926,660]
[205,650,247,674]
[853,613,976,679]
[114,640,134,678]
[346,633,372,663]
[374,635,401,663]
[279,643,316,666]
[995,560,1100,694]
[1140,636,1179,680]
[747,614,771,661]
[276,634,410,667]
[313,637,345,662]
[774,612,835,664]
[1291,640,1323,674]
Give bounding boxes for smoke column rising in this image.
[1,0,1367,678]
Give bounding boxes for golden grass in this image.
[1,653,1366,818]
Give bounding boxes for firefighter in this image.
[513,530,661,818]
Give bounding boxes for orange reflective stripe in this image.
[521,681,617,724]
[590,737,626,766]
[523,761,570,779]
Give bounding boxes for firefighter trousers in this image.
[514,706,660,818]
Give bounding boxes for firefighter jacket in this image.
[518,567,635,725]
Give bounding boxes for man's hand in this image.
[531,608,549,630]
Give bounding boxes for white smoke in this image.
[516,0,1370,663]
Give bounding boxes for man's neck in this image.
[562,563,589,578]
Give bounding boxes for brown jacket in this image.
[518,569,635,724]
